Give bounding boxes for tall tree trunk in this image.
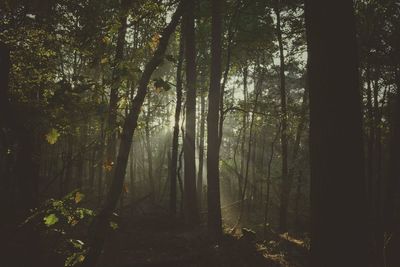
[0,43,12,219]
[275,4,289,233]
[105,0,128,189]
[81,5,184,266]
[145,99,155,201]
[294,170,303,231]
[76,123,87,189]
[129,147,136,200]
[280,84,308,229]
[97,117,105,203]
[385,69,400,267]
[197,85,206,209]
[237,73,262,226]
[263,125,280,238]
[239,67,248,198]
[183,0,199,225]
[169,32,184,216]
[305,1,368,266]
[207,0,223,238]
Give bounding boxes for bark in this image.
[239,67,248,196]
[0,43,12,217]
[144,100,155,201]
[294,170,303,231]
[105,0,128,189]
[218,0,241,148]
[88,140,96,189]
[81,4,184,266]
[237,73,262,226]
[97,118,105,203]
[76,124,87,189]
[207,0,223,238]
[169,32,184,216]
[129,146,136,200]
[263,125,280,238]
[385,70,400,267]
[197,85,206,208]
[366,63,374,207]
[305,1,368,266]
[183,0,199,225]
[275,4,289,233]
[280,84,308,229]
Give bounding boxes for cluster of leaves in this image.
[22,190,95,266]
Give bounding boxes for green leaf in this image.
[74,192,84,204]
[65,252,86,266]
[45,128,60,145]
[44,213,59,227]
[110,221,118,230]
[69,239,84,249]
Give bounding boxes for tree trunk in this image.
[81,5,184,266]
[105,0,128,189]
[239,67,248,199]
[238,72,262,226]
[169,32,184,216]
[207,0,223,238]
[385,69,400,267]
[275,4,289,233]
[145,99,155,201]
[197,84,205,209]
[263,124,280,239]
[305,1,368,266]
[183,0,199,225]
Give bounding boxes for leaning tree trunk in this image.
[207,0,223,239]
[81,4,184,266]
[305,1,368,267]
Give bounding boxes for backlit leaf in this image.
[44,213,59,227]
[74,192,84,204]
[110,221,118,230]
[45,128,60,145]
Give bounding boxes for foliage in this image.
[22,190,95,266]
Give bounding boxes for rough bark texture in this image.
[207,0,223,238]
[305,1,368,267]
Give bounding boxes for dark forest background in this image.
[0,0,399,266]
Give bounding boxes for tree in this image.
[183,0,199,225]
[105,0,129,191]
[170,32,184,216]
[275,1,289,232]
[305,1,368,266]
[81,3,185,265]
[207,0,223,238]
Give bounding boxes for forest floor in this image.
[98,209,309,267]
[2,202,308,267]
